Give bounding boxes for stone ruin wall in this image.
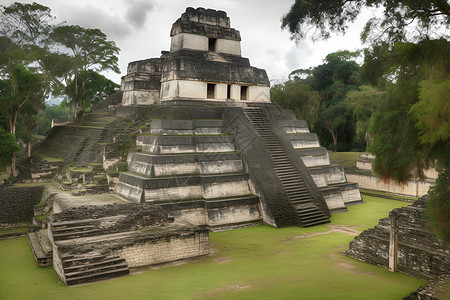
[0,185,44,227]
[113,230,210,268]
[346,173,433,197]
[344,196,450,280]
[48,203,211,276]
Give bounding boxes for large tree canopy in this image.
[0,2,120,176]
[282,0,450,43]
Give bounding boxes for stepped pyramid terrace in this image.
[116,7,362,228]
[27,7,363,285]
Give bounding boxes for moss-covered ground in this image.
[328,151,360,172]
[0,195,425,299]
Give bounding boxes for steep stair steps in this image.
[61,255,129,286]
[244,108,329,227]
[51,220,102,241]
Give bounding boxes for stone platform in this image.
[47,203,209,285]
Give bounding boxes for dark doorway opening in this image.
[208,38,217,52]
[240,86,248,100]
[227,85,231,99]
[207,83,216,99]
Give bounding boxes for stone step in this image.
[65,267,130,286]
[65,262,128,278]
[64,257,126,272]
[287,190,310,195]
[52,229,102,241]
[52,225,96,233]
[275,163,293,167]
[276,172,299,177]
[286,193,311,200]
[295,208,322,216]
[301,218,330,227]
[62,254,109,268]
[51,219,97,228]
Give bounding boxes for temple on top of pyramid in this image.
[121,7,271,105]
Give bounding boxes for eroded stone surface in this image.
[344,197,450,280]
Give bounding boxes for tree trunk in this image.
[27,140,31,158]
[74,101,79,120]
[331,130,338,152]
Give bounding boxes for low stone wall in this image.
[160,197,262,229]
[344,197,450,280]
[0,185,44,227]
[114,228,210,268]
[346,173,432,197]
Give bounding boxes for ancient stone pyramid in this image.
[116,7,363,229]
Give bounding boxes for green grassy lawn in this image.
[0,196,425,300]
[328,151,360,172]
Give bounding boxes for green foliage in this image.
[270,81,319,128]
[426,154,450,242]
[367,39,449,182]
[410,79,450,146]
[0,2,54,46]
[369,94,423,182]
[119,139,132,158]
[273,50,361,152]
[65,70,119,111]
[35,116,50,135]
[49,24,120,119]
[0,128,19,165]
[281,0,450,44]
[50,25,120,73]
[346,85,384,150]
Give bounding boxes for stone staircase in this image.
[51,219,102,241]
[280,119,363,211]
[61,254,129,286]
[116,119,263,229]
[244,108,330,227]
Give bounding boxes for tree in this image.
[346,85,384,149]
[50,25,120,119]
[281,0,450,241]
[65,70,119,114]
[281,0,450,44]
[0,128,20,172]
[0,2,54,46]
[0,2,55,174]
[0,64,46,174]
[271,81,320,128]
[311,51,361,151]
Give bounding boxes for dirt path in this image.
[291,225,361,240]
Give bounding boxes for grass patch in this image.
[360,188,419,202]
[0,196,424,299]
[0,227,27,235]
[67,167,92,173]
[38,154,64,163]
[67,125,105,129]
[12,182,55,187]
[328,151,360,170]
[34,211,52,221]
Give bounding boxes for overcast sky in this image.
[4,0,372,85]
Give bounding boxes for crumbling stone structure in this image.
[47,203,209,285]
[344,196,449,280]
